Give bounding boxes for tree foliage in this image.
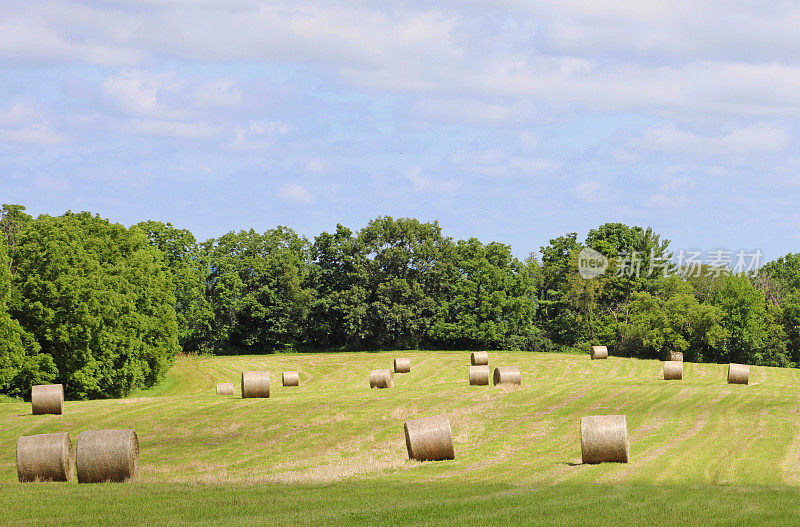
[2,204,800,400]
[9,212,179,398]
[136,221,212,352]
[617,287,727,361]
[429,237,539,350]
[0,233,49,397]
[203,228,313,353]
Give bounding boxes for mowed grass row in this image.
[5,481,800,526]
[3,351,800,525]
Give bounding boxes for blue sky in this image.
[1,1,799,261]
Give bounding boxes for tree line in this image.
[1,204,799,399]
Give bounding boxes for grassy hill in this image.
[3,351,800,525]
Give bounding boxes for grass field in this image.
[3,351,800,525]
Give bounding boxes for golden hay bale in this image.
[469,365,490,385]
[728,363,749,385]
[241,371,270,398]
[76,429,138,483]
[216,382,234,395]
[663,361,683,380]
[470,351,489,366]
[31,384,63,415]
[369,369,394,389]
[493,366,521,385]
[16,432,73,482]
[282,371,300,386]
[667,351,684,362]
[394,358,411,373]
[404,415,454,461]
[590,346,608,360]
[580,415,629,464]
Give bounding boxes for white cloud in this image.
[508,157,561,172]
[647,193,688,209]
[575,181,608,203]
[519,1,800,63]
[612,148,640,164]
[0,102,68,145]
[406,168,459,193]
[637,123,790,155]
[8,3,800,120]
[706,166,728,176]
[0,8,142,65]
[413,98,514,125]
[0,122,67,145]
[518,131,540,148]
[657,174,691,193]
[102,70,244,121]
[191,78,242,109]
[102,70,185,118]
[451,149,560,176]
[304,159,326,173]
[229,121,289,150]
[0,103,40,127]
[118,119,218,139]
[346,56,800,117]
[280,183,314,203]
[34,175,70,192]
[125,4,462,71]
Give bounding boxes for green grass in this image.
[3,351,800,525]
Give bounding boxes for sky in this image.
[1,1,799,262]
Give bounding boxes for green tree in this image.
[563,256,604,344]
[782,290,800,365]
[203,228,313,353]
[428,238,539,350]
[585,223,672,344]
[0,204,33,274]
[0,204,33,249]
[537,233,582,347]
[710,274,787,366]
[761,253,800,292]
[135,221,213,352]
[617,286,727,361]
[9,212,179,398]
[356,217,453,349]
[0,234,52,397]
[305,224,369,348]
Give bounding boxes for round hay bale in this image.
[369,369,394,389]
[663,361,683,380]
[469,365,490,385]
[580,415,629,464]
[241,371,270,398]
[590,346,608,360]
[404,415,454,461]
[216,382,234,395]
[470,351,489,366]
[31,384,63,415]
[282,371,300,386]
[667,351,684,362]
[728,363,749,385]
[16,432,73,482]
[394,358,411,373]
[493,366,521,385]
[76,429,138,483]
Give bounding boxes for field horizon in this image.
[4,350,800,525]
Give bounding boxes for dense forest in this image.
[1,203,799,399]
